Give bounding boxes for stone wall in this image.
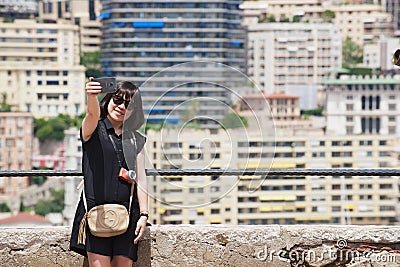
[0,225,399,266]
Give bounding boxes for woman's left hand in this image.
[134,216,147,244]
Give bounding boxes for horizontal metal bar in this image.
[0,169,399,177]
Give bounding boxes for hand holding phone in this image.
[93,77,117,93]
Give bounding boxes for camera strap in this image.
[108,133,137,170]
[98,120,137,169]
[108,134,124,168]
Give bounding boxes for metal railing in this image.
[0,168,399,177]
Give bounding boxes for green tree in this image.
[48,117,68,140]
[280,14,289,22]
[34,199,53,216]
[33,118,47,135]
[342,36,363,68]
[301,106,324,116]
[31,167,49,185]
[81,51,102,78]
[0,202,11,212]
[81,51,101,67]
[0,92,11,112]
[19,200,24,212]
[36,124,53,143]
[292,15,301,23]
[221,112,248,129]
[34,189,65,216]
[321,10,335,22]
[49,189,65,213]
[34,114,84,143]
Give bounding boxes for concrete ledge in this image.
[0,225,399,266]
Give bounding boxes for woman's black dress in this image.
[69,118,146,261]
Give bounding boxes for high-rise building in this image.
[99,1,246,128]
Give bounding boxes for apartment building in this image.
[363,37,400,70]
[239,93,300,121]
[143,72,400,226]
[0,18,86,117]
[324,74,400,136]
[99,0,246,129]
[241,0,393,46]
[146,127,398,226]
[245,22,341,100]
[0,112,33,201]
[38,0,102,53]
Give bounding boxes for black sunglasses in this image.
[112,94,133,110]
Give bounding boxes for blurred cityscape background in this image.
[0,0,399,228]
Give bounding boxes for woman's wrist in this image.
[139,211,149,219]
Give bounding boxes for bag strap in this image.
[81,180,135,214]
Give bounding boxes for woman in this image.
[70,77,148,267]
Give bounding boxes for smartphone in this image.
[93,77,117,93]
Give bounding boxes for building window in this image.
[376,96,380,109]
[376,118,380,134]
[211,209,220,214]
[46,80,59,85]
[332,206,341,212]
[346,104,353,111]
[346,126,353,134]
[368,95,373,110]
[346,116,353,122]
[361,96,365,110]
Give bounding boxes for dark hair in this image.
[99,81,145,130]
